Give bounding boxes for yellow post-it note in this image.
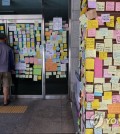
[27,42,30,48]
[64,43,67,48]
[0,26,4,30]
[86,71,94,82]
[85,59,94,70]
[106,16,114,27]
[36,37,41,41]
[92,99,100,109]
[87,20,98,29]
[99,52,107,60]
[31,42,35,47]
[107,114,115,119]
[85,129,93,134]
[103,92,112,100]
[86,38,95,50]
[38,75,41,80]
[117,17,120,24]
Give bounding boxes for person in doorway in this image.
[0,33,14,106]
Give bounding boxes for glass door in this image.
[44,20,69,97]
[7,15,43,97]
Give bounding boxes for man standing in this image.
[0,33,14,106]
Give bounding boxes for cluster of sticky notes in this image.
[9,23,42,81]
[45,21,68,79]
[79,0,120,134]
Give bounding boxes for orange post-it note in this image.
[46,59,57,71]
[45,31,51,36]
[108,104,120,114]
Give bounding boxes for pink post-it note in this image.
[116,2,120,11]
[95,58,103,78]
[34,57,38,65]
[86,111,94,119]
[116,36,120,44]
[88,29,96,37]
[104,69,112,78]
[96,16,104,25]
[106,2,115,11]
[112,95,120,103]
[25,57,29,64]
[86,94,94,102]
[88,1,96,8]
[30,57,34,64]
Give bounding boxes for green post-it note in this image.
[33,65,42,69]
[33,69,41,75]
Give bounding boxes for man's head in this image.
[0,33,7,42]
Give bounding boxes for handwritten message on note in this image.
[96,2,105,11]
[87,20,98,29]
[86,38,95,50]
[101,14,110,22]
[112,95,120,103]
[106,2,114,11]
[106,16,114,27]
[96,43,104,52]
[88,29,96,37]
[86,94,94,102]
[116,2,120,11]
[96,16,104,25]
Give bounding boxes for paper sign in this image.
[86,111,94,119]
[104,39,112,52]
[104,69,112,78]
[95,58,103,78]
[87,20,98,29]
[86,71,94,82]
[96,43,104,52]
[53,17,62,30]
[101,14,110,22]
[96,2,105,11]
[85,9,97,20]
[85,58,94,70]
[86,38,95,50]
[108,104,120,114]
[99,52,107,60]
[88,1,96,8]
[116,2,120,11]
[88,29,96,37]
[86,94,94,102]
[106,2,114,11]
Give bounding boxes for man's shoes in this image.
[3,99,11,106]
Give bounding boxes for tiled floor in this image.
[0,99,75,134]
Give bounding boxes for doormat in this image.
[0,106,28,113]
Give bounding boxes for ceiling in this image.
[0,0,69,21]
